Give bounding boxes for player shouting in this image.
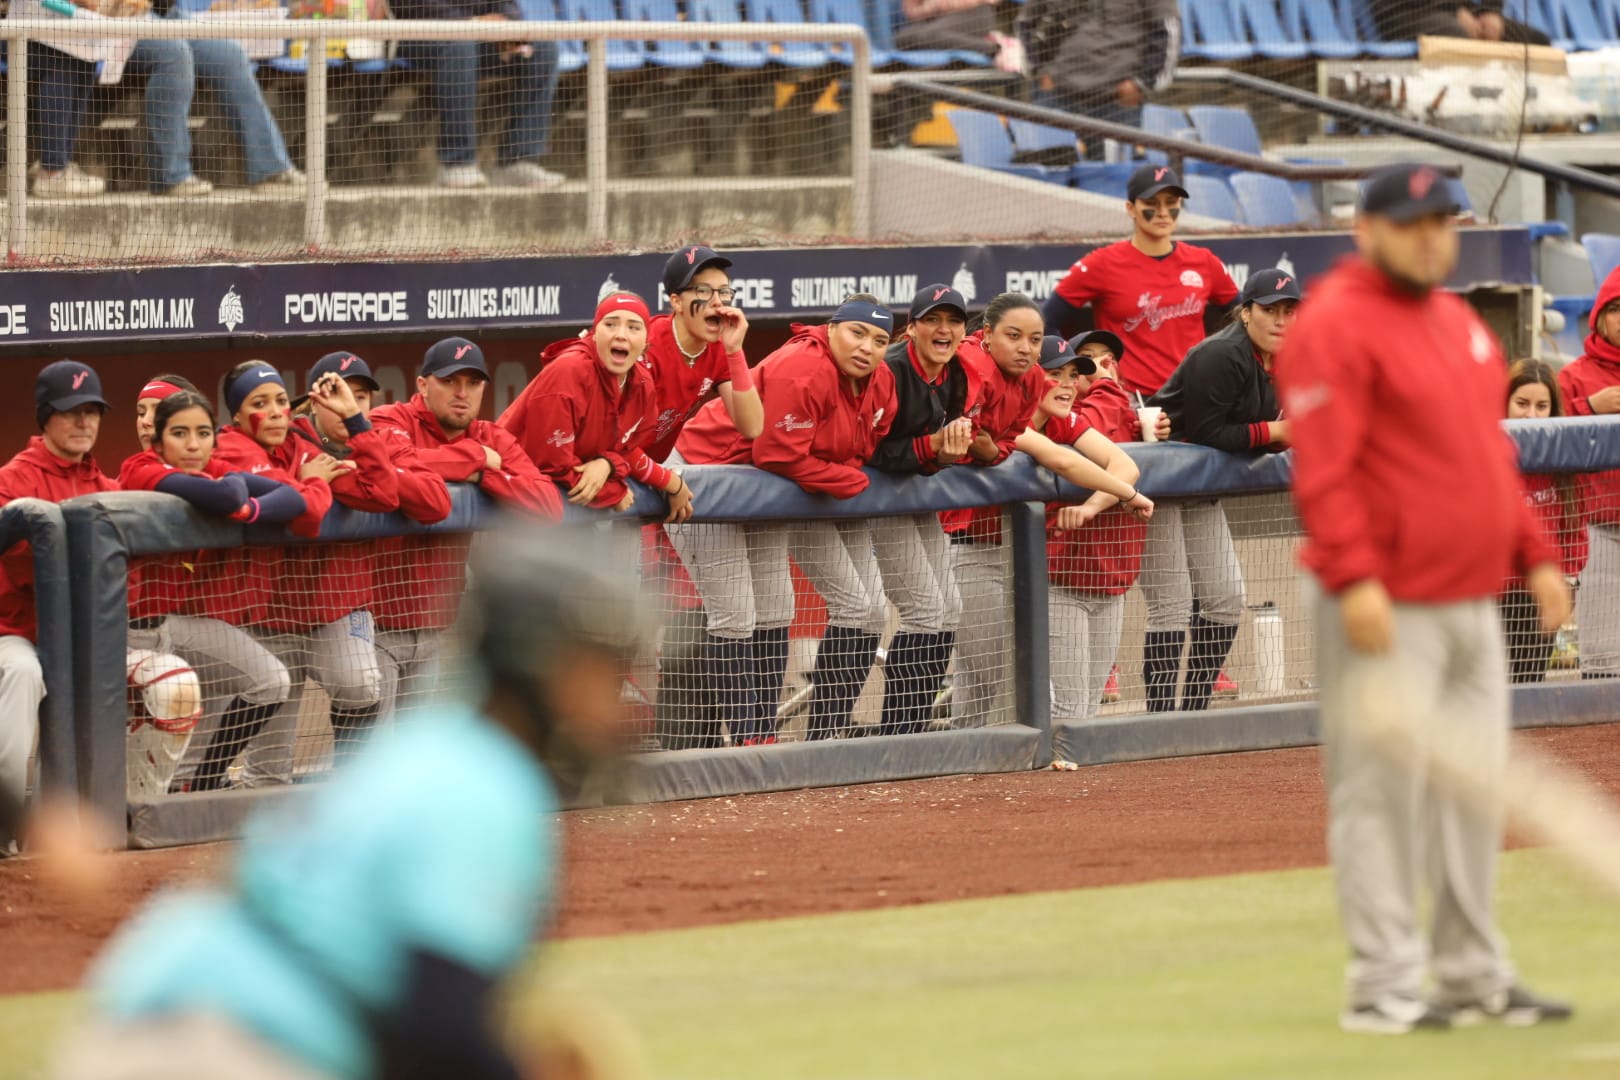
[1042,164,1241,709]
[58,530,646,1080]
[1278,163,1572,1033]
[675,296,898,742]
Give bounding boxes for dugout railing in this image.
[37,413,1620,848]
[0,499,74,802]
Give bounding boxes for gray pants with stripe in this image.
[870,512,960,634]
[951,540,1009,726]
[1141,500,1246,630]
[1313,583,1515,1007]
[376,627,444,722]
[1049,589,1126,723]
[1577,523,1620,678]
[0,635,45,829]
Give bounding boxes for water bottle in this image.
[1253,602,1284,698]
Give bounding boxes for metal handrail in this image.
[899,78,1460,183]
[1175,66,1620,202]
[0,17,873,256]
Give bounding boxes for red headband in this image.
[594,292,651,327]
[139,380,186,402]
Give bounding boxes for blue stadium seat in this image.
[1344,0,1418,57]
[689,0,772,68]
[518,0,587,73]
[1230,0,1311,59]
[946,110,1071,184]
[1139,103,1195,166]
[808,0,896,66]
[1582,232,1620,286]
[1070,162,1136,197]
[867,0,992,66]
[1280,0,1360,57]
[747,0,835,69]
[1179,0,1256,60]
[1187,105,1262,157]
[1543,0,1614,50]
[558,0,647,71]
[1600,0,1620,36]
[1230,170,1309,226]
[623,0,709,68]
[1007,119,1076,156]
[1184,174,1244,222]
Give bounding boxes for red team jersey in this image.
[942,331,1046,541]
[1042,390,1148,596]
[1052,240,1239,397]
[640,314,741,465]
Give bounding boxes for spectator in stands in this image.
[1022,0,1179,153]
[676,295,898,742]
[27,4,303,199]
[946,296,1150,728]
[1556,276,1620,679]
[1371,0,1550,45]
[1502,360,1586,683]
[500,293,695,518]
[1143,268,1296,712]
[392,0,563,189]
[1043,164,1240,711]
[119,386,304,791]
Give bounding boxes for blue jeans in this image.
[30,23,293,188]
[399,40,558,166]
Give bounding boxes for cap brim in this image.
[1369,200,1460,223]
[1132,183,1190,202]
[1244,291,1301,306]
[910,302,968,322]
[1039,354,1098,375]
[48,393,109,414]
[423,364,489,380]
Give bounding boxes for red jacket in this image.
[943,331,1046,539]
[1277,257,1555,601]
[678,324,897,498]
[1556,272,1620,527]
[1043,392,1147,595]
[118,450,266,626]
[0,438,120,639]
[212,428,333,539]
[1508,474,1587,593]
[641,314,741,465]
[369,394,563,518]
[500,339,672,510]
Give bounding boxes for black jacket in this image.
[1149,321,1279,455]
[869,340,973,475]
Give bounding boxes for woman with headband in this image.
[676,295,897,742]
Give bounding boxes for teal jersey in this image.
[89,704,557,1078]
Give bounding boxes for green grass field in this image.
[4,849,1616,1080]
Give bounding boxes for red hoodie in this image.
[1043,383,1148,596]
[368,394,563,518]
[640,314,743,465]
[211,427,334,539]
[941,330,1046,539]
[499,339,672,510]
[1557,272,1620,527]
[677,323,897,498]
[0,438,120,639]
[119,450,267,626]
[1508,473,1587,593]
[1277,257,1555,601]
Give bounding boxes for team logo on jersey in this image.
[775,413,814,432]
[1469,322,1496,364]
[546,428,576,448]
[872,407,885,428]
[620,417,643,445]
[218,285,244,332]
[696,377,714,398]
[1180,270,1204,288]
[1284,383,1331,419]
[654,408,681,439]
[953,263,978,303]
[1124,291,1205,334]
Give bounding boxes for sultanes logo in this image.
[933,288,949,302]
[597,274,620,301]
[71,371,88,390]
[454,343,473,360]
[218,285,244,332]
[1274,252,1296,278]
[1409,167,1439,198]
[339,355,357,371]
[952,263,977,303]
[1275,275,1293,291]
[687,248,699,264]
[1154,167,1168,182]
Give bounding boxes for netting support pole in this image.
[303,37,330,254]
[6,38,28,261]
[586,36,609,244]
[848,32,871,240]
[1009,500,1052,766]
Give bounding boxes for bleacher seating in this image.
[1583,233,1620,290]
[946,110,1070,184]
[1231,170,1309,226]
[1184,174,1244,222]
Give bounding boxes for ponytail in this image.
[979,292,1041,334]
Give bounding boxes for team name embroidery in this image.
[1123,291,1206,334]
[620,417,643,445]
[546,428,576,447]
[776,413,815,432]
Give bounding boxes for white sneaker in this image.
[1340,996,1454,1035]
[158,175,214,198]
[253,167,306,193]
[32,162,105,199]
[437,163,489,189]
[990,32,1027,76]
[492,161,566,188]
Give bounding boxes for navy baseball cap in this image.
[662,245,732,296]
[1127,163,1189,202]
[1241,268,1304,307]
[1067,329,1125,365]
[909,284,968,322]
[295,351,381,407]
[35,359,108,428]
[1038,334,1097,375]
[421,337,489,380]
[1360,163,1459,222]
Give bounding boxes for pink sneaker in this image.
[1102,665,1120,704]
[1214,669,1239,698]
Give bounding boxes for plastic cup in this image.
[1137,406,1164,443]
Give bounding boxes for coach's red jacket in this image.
[678,323,897,498]
[369,394,562,518]
[1044,381,1147,596]
[0,438,119,639]
[942,330,1046,541]
[1277,256,1555,601]
[1557,273,1620,528]
[500,339,672,510]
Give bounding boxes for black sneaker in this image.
[1340,996,1455,1035]
[1452,986,1574,1028]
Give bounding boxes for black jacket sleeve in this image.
[379,950,524,1080]
[868,365,930,474]
[1153,331,1265,454]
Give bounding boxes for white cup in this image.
[1137,406,1164,443]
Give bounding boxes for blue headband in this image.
[830,300,894,335]
[226,366,286,416]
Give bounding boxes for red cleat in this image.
[1214,669,1239,698]
[1102,665,1121,704]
